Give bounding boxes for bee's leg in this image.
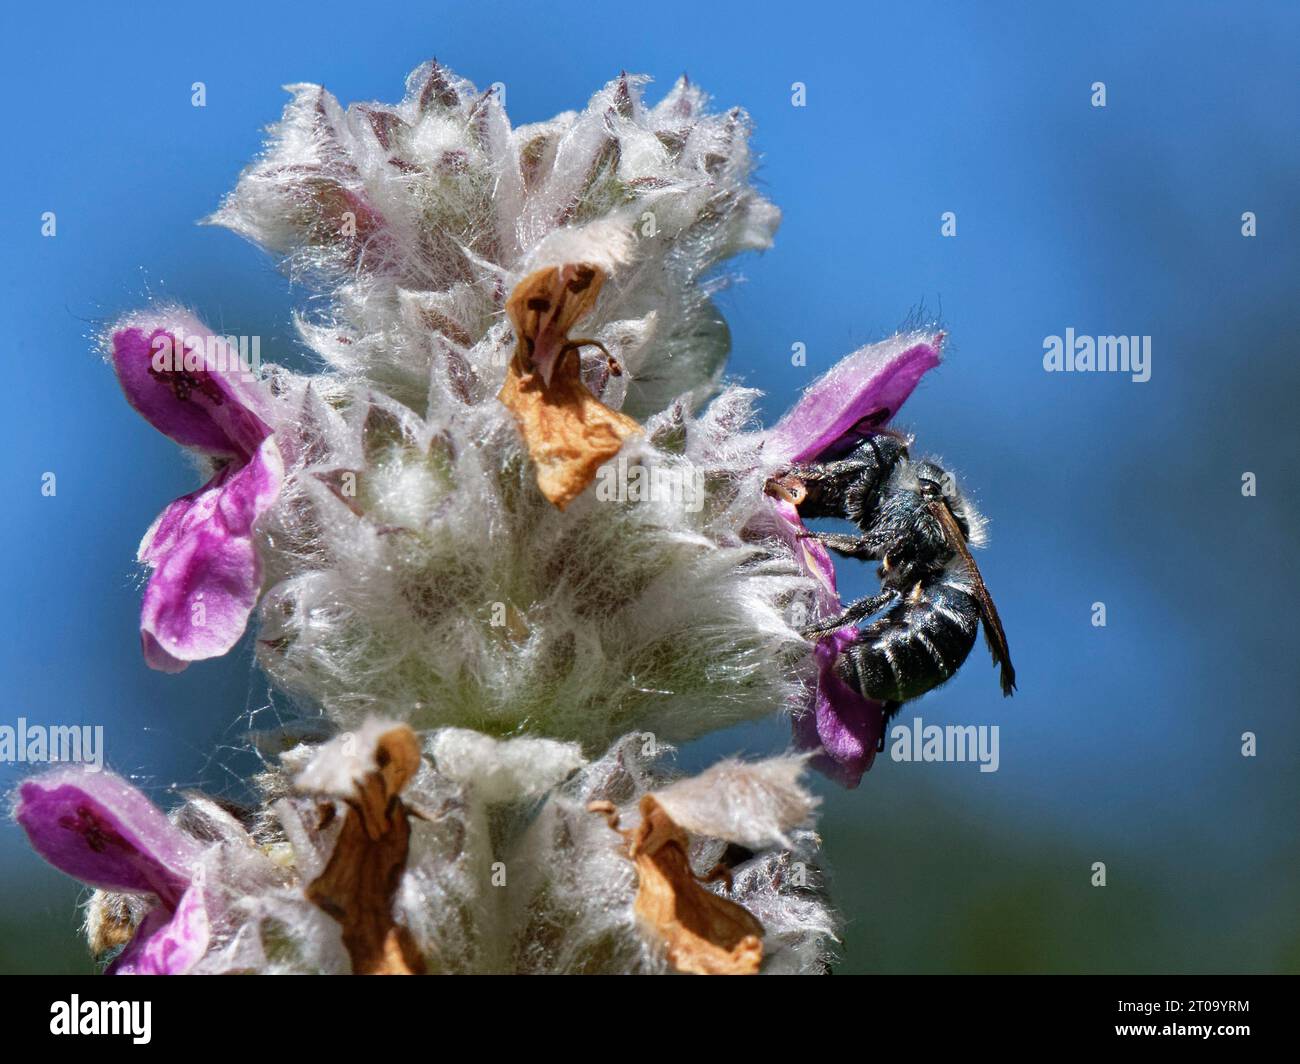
[802,589,900,638]
[797,530,878,559]
[780,456,872,484]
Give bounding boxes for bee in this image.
[767,430,1015,721]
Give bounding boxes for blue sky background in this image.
[2,0,1298,972]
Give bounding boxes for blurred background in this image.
[2,0,1297,973]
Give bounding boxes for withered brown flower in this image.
[498,264,640,509]
[591,796,764,976]
[305,724,426,975]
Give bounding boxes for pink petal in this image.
[110,311,273,459]
[769,498,840,617]
[138,436,284,671]
[109,879,211,976]
[806,633,882,786]
[772,499,884,785]
[766,332,942,464]
[13,768,199,905]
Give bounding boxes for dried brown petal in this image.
[305,724,425,975]
[499,265,640,509]
[504,264,602,384]
[591,796,765,975]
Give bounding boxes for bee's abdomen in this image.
[839,578,980,702]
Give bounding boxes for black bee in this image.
[767,430,1015,721]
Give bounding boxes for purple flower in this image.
[766,332,943,785]
[13,767,210,974]
[765,332,942,465]
[111,311,283,672]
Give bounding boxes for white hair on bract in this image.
[82,60,859,976]
[139,731,836,975]
[652,755,819,850]
[218,61,819,753]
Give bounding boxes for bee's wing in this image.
[929,500,1016,696]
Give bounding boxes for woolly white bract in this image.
[21,59,955,976]
[209,62,816,751]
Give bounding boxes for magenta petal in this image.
[14,768,199,905]
[109,879,211,976]
[777,499,885,786]
[767,332,942,464]
[139,437,284,671]
[812,634,882,782]
[110,311,273,458]
[770,499,839,615]
[15,769,211,974]
[111,309,283,671]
